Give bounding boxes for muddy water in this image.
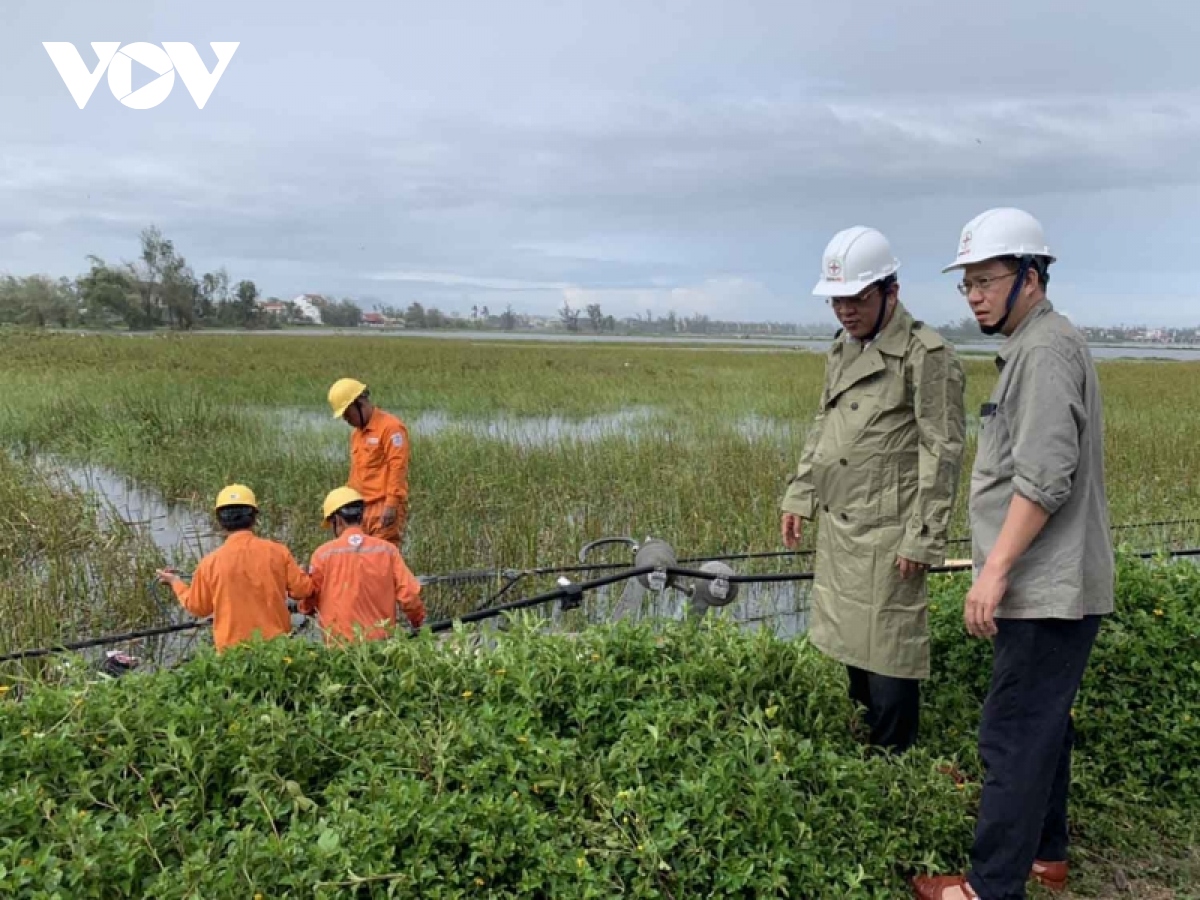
[266,406,664,448]
[35,454,222,560]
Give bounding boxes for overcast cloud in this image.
[3,0,1199,325]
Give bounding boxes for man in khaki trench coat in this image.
[780,226,966,752]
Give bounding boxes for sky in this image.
[3,0,1200,327]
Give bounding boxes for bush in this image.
[0,554,1196,898]
[924,554,1200,813]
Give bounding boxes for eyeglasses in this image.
[827,285,882,309]
[957,270,1018,297]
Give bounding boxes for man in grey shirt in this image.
[913,208,1114,900]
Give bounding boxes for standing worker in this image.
[327,378,411,547]
[779,226,966,753]
[913,209,1114,900]
[299,487,426,643]
[155,484,314,652]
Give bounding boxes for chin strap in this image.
[980,257,1031,336]
[861,281,892,342]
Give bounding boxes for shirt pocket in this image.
[974,401,1014,479]
[353,436,386,472]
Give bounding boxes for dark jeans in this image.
[847,665,920,753]
[968,616,1103,900]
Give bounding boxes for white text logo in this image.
[43,42,239,110]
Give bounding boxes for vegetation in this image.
[0,555,1196,897]
[0,329,1196,896]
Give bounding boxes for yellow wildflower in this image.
[462,690,473,699]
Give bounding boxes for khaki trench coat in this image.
[780,303,966,679]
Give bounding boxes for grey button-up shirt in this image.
[970,299,1115,618]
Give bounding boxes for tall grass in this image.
[0,329,1197,651]
[0,452,171,674]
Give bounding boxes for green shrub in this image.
[0,554,1197,898]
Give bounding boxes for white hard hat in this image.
[812,227,900,297]
[942,207,1056,273]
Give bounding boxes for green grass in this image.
[0,452,171,667]
[0,328,1198,636]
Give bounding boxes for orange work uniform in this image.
[300,526,425,643]
[170,531,314,651]
[348,408,410,545]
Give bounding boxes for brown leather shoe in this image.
[911,874,978,899]
[1031,859,1068,892]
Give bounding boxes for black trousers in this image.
[847,665,920,753]
[968,616,1102,900]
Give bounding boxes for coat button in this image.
[850,402,859,410]
[840,513,849,521]
[839,458,848,466]
[823,504,829,512]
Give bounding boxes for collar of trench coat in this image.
[828,302,916,403]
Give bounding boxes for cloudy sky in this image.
[3,0,1200,326]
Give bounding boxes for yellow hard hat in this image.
[322,486,364,526]
[215,484,258,510]
[328,378,367,419]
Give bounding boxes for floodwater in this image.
[267,405,666,449]
[267,406,803,450]
[35,454,221,560]
[192,327,1200,361]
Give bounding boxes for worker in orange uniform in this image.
[327,378,411,547]
[300,486,425,643]
[155,484,314,652]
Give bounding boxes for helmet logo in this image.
[826,259,843,280]
[958,230,973,257]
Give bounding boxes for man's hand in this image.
[380,506,398,528]
[780,513,803,549]
[896,557,929,580]
[965,565,1007,638]
[155,568,182,587]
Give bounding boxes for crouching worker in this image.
[300,487,426,644]
[156,484,314,652]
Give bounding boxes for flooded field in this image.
[0,330,1197,669]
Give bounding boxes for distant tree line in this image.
[34,226,1174,340]
[1,227,269,330]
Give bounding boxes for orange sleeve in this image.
[173,566,213,619]
[299,551,324,615]
[392,550,425,628]
[284,549,316,603]
[383,420,410,505]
